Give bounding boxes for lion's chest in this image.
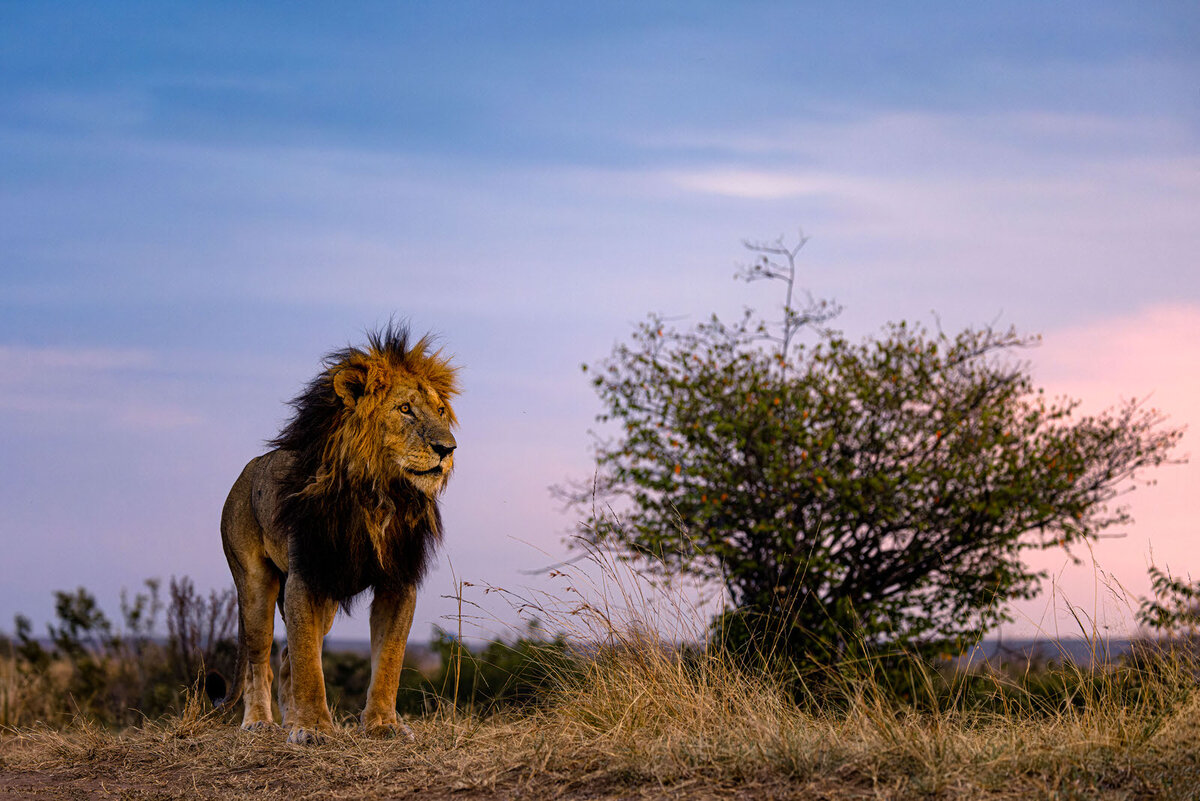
[280,478,442,605]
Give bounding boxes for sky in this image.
[2,1,1198,646]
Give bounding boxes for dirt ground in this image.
[0,728,866,801]
[4,699,1197,800]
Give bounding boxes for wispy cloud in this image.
[633,110,1196,164]
[623,110,1200,336]
[0,344,201,430]
[0,344,155,371]
[662,168,878,200]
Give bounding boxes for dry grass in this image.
[4,550,1200,799]
[3,648,1200,800]
[1,654,73,730]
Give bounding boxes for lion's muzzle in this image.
[428,428,456,459]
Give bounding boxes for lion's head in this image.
[269,324,461,603]
[324,329,459,497]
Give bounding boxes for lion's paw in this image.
[240,720,279,733]
[365,721,415,741]
[286,727,327,746]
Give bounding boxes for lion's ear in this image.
[333,364,388,409]
[333,366,367,408]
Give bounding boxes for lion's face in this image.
[320,333,460,500]
[379,377,456,496]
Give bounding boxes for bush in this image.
[566,233,1182,663]
[4,577,236,727]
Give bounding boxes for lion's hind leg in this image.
[220,459,282,731]
[236,559,280,731]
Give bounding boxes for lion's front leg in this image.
[361,584,418,738]
[281,573,337,744]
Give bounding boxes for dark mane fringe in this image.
[275,476,441,607]
[267,322,456,607]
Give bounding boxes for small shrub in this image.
[5,577,237,727]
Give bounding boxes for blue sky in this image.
[2,1,1198,644]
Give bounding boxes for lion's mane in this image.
[269,324,460,605]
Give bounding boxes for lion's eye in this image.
[398,403,412,415]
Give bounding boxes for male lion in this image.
[211,324,459,743]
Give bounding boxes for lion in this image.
[209,324,459,743]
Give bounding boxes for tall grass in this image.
[437,540,1200,795]
[3,547,1200,798]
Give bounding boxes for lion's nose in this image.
[432,439,456,459]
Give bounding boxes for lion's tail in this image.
[206,613,247,710]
